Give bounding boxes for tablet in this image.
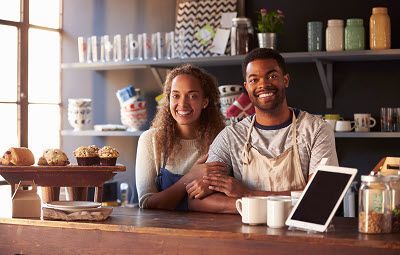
[285,165,357,232]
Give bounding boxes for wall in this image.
[62,0,400,202]
[62,0,176,202]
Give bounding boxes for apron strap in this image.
[241,116,256,164]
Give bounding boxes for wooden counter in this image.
[0,207,399,255]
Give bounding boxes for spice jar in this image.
[359,175,392,234]
[389,175,400,232]
[370,7,391,50]
[326,19,344,51]
[345,18,365,51]
[231,17,254,55]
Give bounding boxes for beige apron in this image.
[241,111,306,191]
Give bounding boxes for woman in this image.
[135,64,226,211]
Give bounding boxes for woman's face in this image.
[169,74,209,128]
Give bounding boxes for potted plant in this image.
[257,8,285,49]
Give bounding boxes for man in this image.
[186,48,338,213]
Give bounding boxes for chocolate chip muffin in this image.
[38,149,70,166]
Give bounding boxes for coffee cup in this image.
[324,114,342,120]
[236,196,268,225]
[267,196,292,228]
[354,113,376,132]
[335,120,355,132]
[290,191,303,206]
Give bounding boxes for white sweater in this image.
[135,128,201,208]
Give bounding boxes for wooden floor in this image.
[0,207,399,254]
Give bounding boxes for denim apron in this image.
[155,162,189,211]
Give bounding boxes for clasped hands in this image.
[185,155,249,199]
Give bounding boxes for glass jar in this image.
[370,7,391,50]
[326,19,344,51]
[231,17,254,55]
[389,175,400,232]
[359,175,392,234]
[345,18,365,51]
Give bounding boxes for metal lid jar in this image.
[370,7,391,50]
[388,175,400,232]
[358,175,392,234]
[326,19,344,51]
[345,18,365,51]
[230,17,254,55]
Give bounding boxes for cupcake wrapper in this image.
[100,158,117,166]
[76,157,100,166]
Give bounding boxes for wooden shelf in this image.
[61,130,144,137]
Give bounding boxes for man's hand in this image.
[203,173,250,198]
[186,179,213,199]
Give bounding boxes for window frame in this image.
[0,0,63,148]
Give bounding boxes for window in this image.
[0,0,62,210]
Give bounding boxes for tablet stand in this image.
[288,223,335,233]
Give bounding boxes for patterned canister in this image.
[307,21,323,51]
[345,19,365,51]
[326,19,344,51]
[370,7,391,50]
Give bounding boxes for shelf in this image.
[61,49,400,109]
[61,49,400,70]
[334,132,400,138]
[60,130,400,138]
[61,130,144,137]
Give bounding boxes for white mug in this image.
[290,191,303,206]
[266,196,292,228]
[354,113,376,132]
[335,120,355,132]
[236,196,268,225]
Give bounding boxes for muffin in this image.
[98,146,119,166]
[38,149,70,166]
[73,145,100,166]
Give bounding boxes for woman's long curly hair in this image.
[152,64,225,165]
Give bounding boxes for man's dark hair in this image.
[242,48,287,79]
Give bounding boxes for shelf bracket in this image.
[150,67,164,89]
[315,60,333,109]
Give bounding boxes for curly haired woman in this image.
[135,64,226,211]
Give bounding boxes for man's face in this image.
[244,59,289,112]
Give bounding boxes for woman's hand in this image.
[203,173,251,198]
[187,155,228,182]
[186,179,213,199]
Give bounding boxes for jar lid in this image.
[372,7,388,14]
[232,17,252,26]
[346,18,363,26]
[328,19,344,26]
[387,175,400,181]
[361,175,391,182]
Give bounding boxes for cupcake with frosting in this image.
[98,146,119,166]
[73,145,99,166]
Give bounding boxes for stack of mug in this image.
[218,85,243,118]
[67,98,92,131]
[116,85,147,131]
[323,113,376,132]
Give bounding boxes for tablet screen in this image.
[290,171,353,225]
